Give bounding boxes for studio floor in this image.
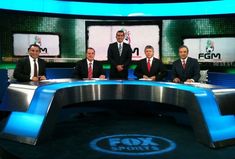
[1,108,235,159]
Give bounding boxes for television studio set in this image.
[1,0,235,158]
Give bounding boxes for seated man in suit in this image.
[107,30,132,79]
[134,45,166,81]
[13,44,47,82]
[172,45,200,83]
[74,47,105,79]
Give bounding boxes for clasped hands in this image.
[143,75,156,80]
[116,65,124,72]
[32,76,47,82]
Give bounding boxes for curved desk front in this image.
[1,79,235,148]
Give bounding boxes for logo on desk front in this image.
[90,134,176,156]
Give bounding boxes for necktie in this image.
[182,59,186,69]
[88,62,93,79]
[118,43,122,56]
[147,58,151,72]
[33,59,38,77]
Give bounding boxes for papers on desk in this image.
[82,78,107,80]
[184,82,200,85]
[40,78,74,83]
[138,78,153,81]
[184,82,214,88]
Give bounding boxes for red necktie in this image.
[33,59,38,77]
[182,59,186,69]
[88,62,93,79]
[147,58,151,72]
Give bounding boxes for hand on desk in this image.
[173,78,181,83]
[99,75,106,79]
[142,75,156,81]
[185,79,194,83]
[32,76,47,82]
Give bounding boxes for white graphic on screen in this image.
[13,33,60,56]
[183,37,235,63]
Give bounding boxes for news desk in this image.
[1,79,235,148]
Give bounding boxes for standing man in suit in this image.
[107,30,132,79]
[134,45,166,81]
[172,45,200,83]
[74,47,105,79]
[13,44,46,82]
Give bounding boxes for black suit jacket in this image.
[172,57,200,82]
[74,59,105,79]
[13,57,46,82]
[134,58,166,81]
[107,42,132,79]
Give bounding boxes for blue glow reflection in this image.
[3,112,44,138]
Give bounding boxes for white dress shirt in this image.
[87,59,94,70]
[29,55,39,80]
[146,57,154,66]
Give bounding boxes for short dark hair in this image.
[28,44,41,51]
[179,45,189,52]
[144,45,154,52]
[116,30,125,35]
[86,47,95,53]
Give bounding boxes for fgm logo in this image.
[34,36,48,54]
[90,134,176,156]
[206,40,215,53]
[121,28,131,44]
[199,40,221,60]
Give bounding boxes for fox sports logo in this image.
[90,134,176,156]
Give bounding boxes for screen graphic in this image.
[13,33,60,57]
[183,37,235,64]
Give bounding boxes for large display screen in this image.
[183,37,235,64]
[1,11,235,69]
[87,24,160,61]
[13,33,60,57]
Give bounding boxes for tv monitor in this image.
[13,33,60,57]
[183,37,235,64]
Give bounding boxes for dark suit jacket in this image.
[74,59,105,79]
[172,57,200,82]
[107,42,132,79]
[13,57,46,82]
[134,58,166,81]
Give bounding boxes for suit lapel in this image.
[38,59,42,74]
[26,57,31,74]
[150,58,156,74]
[84,60,88,76]
[115,42,120,56]
[93,61,97,77]
[143,58,149,74]
[186,57,191,69]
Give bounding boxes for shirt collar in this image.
[117,42,123,46]
[29,55,38,62]
[181,57,188,63]
[87,59,94,64]
[146,57,154,62]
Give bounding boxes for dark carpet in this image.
[1,110,235,159]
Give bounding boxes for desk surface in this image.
[1,79,235,148]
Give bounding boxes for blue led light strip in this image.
[0,0,235,17]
